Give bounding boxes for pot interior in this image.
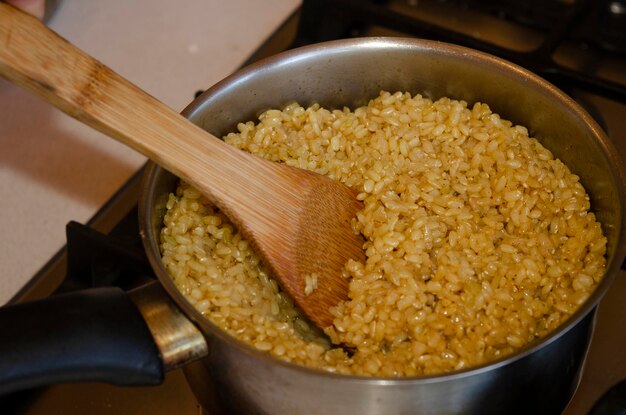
[139,37,626,374]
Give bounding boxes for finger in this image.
[5,0,46,20]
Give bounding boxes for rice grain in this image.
[160,91,606,377]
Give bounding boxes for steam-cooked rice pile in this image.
[160,91,606,376]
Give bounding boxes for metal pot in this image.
[1,38,625,414]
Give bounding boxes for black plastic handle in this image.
[0,287,163,395]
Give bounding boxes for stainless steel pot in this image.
[1,38,624,414]
[140,38,626,414]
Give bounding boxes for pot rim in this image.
[140,37,626,385]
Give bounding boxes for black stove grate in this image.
[63,219,153,292]
[294,0,626,103]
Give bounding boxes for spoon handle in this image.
[0,3,363,329]
[0,3,286,215]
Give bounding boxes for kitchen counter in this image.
[0,0,301,304]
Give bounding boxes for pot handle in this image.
[0,286,162,395]
[0,281,207,395]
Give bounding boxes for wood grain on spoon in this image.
[0,3,364,329]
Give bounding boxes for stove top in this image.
[4,1,626,413]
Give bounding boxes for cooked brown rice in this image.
[160,91,606,376]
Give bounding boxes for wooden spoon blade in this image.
[254,169,365,328]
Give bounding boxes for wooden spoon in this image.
[0,4,364,329]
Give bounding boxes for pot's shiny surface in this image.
[183,310,595,414]
[140,38,626,414]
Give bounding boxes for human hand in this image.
[5,0,45,20]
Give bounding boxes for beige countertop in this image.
[0,0,300,304]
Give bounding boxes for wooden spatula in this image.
[0,3,364,329]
